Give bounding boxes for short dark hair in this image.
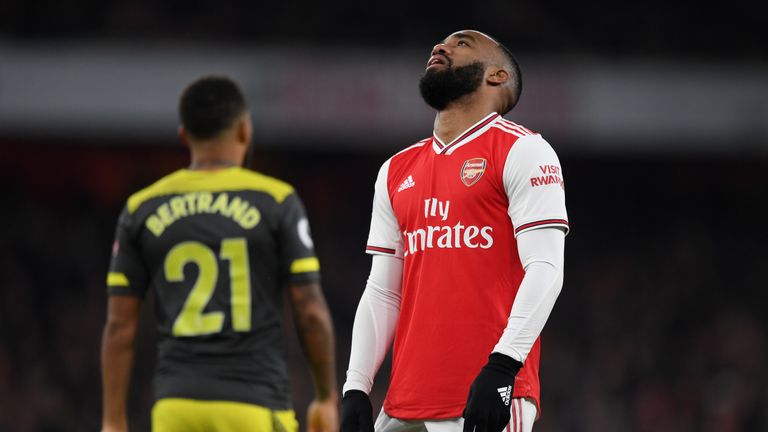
[496,42,523,112]
[179,76,247,140]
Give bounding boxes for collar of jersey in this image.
[431,112,500,155]
[179,166,241,176]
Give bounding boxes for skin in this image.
[101,296,141,432]
[101,112,338,432]
[290,282,339,432]
[425,30,517,144]
[183,111,253,170]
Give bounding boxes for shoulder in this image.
[126,169,188,214]
[487,119,558,161]
[391,137,431,159]
[492,118,538,139]
[235,169,296,204]
[374,137,430,184]
[127,167,296,213]
[506,133,559,163]
[485,120,556,169]
[490,120,540,149]
[377,137,432,183]
[502,131,563,180]
[385,137,430,172]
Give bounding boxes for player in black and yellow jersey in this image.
[101,76,338,432]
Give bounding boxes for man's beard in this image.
[419,61,485,111]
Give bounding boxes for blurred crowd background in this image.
[1,1,767,431]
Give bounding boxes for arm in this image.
[276,191,338,432]
[341,254,403,432]
[493,227,565,361]
[343,254,403,394]
[342,159,404,432]
[463,135,568,432]
[496,134,568,361]
[289,281,338,432]
[101,295,142,432]
[463,228,565,432]
[289,281,338,402]
[346,158,404,394]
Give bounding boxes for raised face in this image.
[419,30,509,111]
[426,30,504,73]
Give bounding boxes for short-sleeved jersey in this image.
[107,167,320,409]
[365,113,568,419]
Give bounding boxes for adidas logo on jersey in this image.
[397,175,416,192]
[497,386,512,406]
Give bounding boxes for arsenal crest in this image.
[460,158,487,187]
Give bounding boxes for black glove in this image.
[341,390,374,432]
[462,353,523,432]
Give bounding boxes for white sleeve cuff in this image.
[343,370,374,395]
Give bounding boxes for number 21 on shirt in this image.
[164,237,251,336]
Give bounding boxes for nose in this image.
[431,43,450,57]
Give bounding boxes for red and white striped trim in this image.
[499,119,534,135]
[432,138,443,152]
[492,124,528,139]
[394,139,428,157]
[365,245,397,255]
[506,398,524,432]
[510,402,516,432]
[432,112,500,155]
[514,219,569,235]
[493,121,535,139]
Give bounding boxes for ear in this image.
[178,125,191,148]
[486,67,510,86]
[236,113,253,146]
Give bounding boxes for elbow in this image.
[552,273,564,297]
[295,298,334,333]
[548,262,564,297]
[525,260,564,297]
[300,307,333,330]
[365,278,402,305]
[103,318,138,345]
[289,282,334,331]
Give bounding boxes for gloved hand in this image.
[462,353,523,432]
[340,390,374,432]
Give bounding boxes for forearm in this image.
[493,228,565,362]
[101,321,137,428]
[291,282,338,400]
[344,254,402,395]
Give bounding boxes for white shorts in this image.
[374,398,537,432]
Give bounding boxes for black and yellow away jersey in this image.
[106,167,320,409]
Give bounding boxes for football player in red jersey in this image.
[340,30,569,432]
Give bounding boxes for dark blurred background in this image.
[1,1,767,431]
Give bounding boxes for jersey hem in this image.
[383,391,540,421]
[383,403,467,421]
[154,392,292,411]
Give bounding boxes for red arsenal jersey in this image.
[365,113,568,419]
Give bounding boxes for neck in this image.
[433,96,499,144]
[188,140,244,171]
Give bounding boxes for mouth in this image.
[426,54,449,69]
